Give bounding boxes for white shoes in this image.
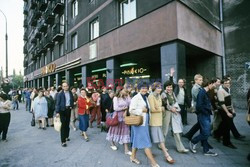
[110,145,118,151]
[125,151,132,156]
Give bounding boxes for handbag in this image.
[124,110,143,126]
[54,116,62,132]
[106,113,119,126]
[31,113,35,127]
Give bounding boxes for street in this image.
[0,103,249,167]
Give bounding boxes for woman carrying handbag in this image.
[129,82,160,167]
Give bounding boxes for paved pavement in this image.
[0,103,249,167]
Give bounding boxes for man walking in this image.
[189,79,218,156]
[56,83,74,147]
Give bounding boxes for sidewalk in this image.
[0,103,249,167]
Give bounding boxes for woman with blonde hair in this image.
[148,82,175,164]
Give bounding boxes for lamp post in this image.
[0,9,8,79]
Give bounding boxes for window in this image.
[72,0,78,18]
[59,43,64,56]
[90,19,99,40]
[71,33,77,50]
[60,14,65,33]
[39,57,42,68]
[120,0,136,25]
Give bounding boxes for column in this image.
[42,77,45,88]
[48,76,51,88]
[56,73,62,88]
[81,66,87,87]
[37,79,40,88]
[161,42,186,84]
[65,70,73,87]
[106,58,120,88]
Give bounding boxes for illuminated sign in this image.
[122,67,147,75]
[41,63,56,75]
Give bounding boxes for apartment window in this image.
[72,0,78,18]
[60,14,65,33]
[39,57,42,68]
[120,0,136,25]
[59,43,64,56]
[90,19,99,40]
[71,33,77,50]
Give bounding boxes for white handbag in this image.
[54,117,62,132]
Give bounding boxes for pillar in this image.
[56,73,62,88]
[81,66,87,87]
[161,42,186,84]
[106,58,120,88]
[66,70,73,87]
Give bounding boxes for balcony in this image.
[44,30,54,48]
[23,45,28,54]
[34,28,41,39]
[23,60,28,67]
[44,3,55,24]
[38,0,48,11]
[30,0,37,10]
[23,5,28,15]
[52,0,65,14]
[38,19,47,32]
[23,19,28,27]
[52,23,64,42]
[23,32,28,41]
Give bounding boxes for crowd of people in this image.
[0,68,249,166]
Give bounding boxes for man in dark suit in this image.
[56,82,74,147]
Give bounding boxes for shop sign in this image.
[122,67,147,75]
[41,63,56,75]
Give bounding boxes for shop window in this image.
[71,33,78,50]
[72,0,78,18]
[120,0,136,25]
[59,43,64,56]
[90,18,99,40]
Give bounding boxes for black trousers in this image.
[217,110,233,145]
[179,104,187,125]
[60,108,71,143]
[0,112,11,140]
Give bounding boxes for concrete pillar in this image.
[56,73,62,88]
[42,77,45,88]
[37,79,40,88]
[161,42,186,84]
[81,66,87,87]
[106,58,121,88]
[66,70,73,87]
[48,76,51,88]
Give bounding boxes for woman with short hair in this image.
[0,93,12,141]
[129,82,159,167]
[33,89,48,130]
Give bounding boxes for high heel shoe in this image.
[130,157,140,165]
[165,155,175,164]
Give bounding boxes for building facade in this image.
[23,0,223,92]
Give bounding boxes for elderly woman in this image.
[106,88,131,155]
[148,82,175,164]
[129,82,159,167]
[161,81,189,153]
[0,93,12,141]
[33,89,48,130]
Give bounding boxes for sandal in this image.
[110,145,117,151]
[166,155,175,164]
[130,157,140,165]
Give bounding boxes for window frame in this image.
[90,18,99,40]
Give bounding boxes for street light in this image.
[0,9,8,79]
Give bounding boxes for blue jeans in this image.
[191,114,211,153]
[25,98,31,112]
